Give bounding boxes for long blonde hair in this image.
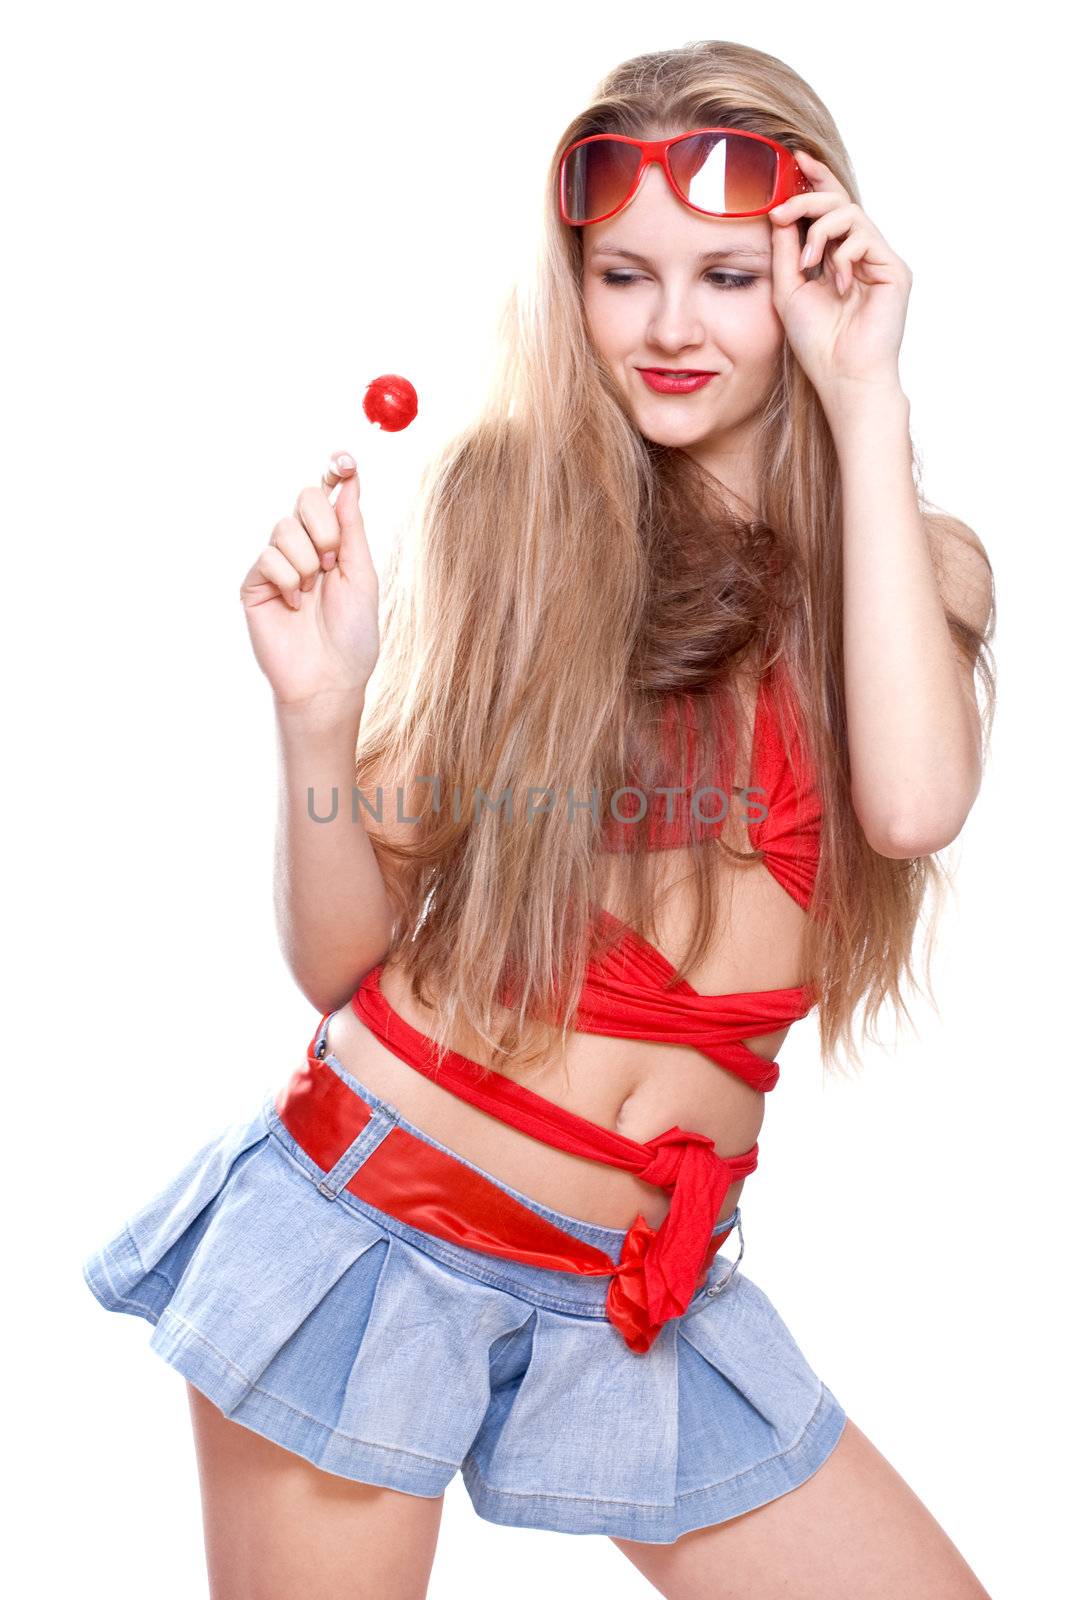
[355,39,996,1083]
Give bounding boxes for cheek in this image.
[584,288,634,354]
[726,296,784,371]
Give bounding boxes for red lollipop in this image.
[362,374,418,432]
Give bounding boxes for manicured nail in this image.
[836,272,846,293]
[800,243,814,268]
[322,550,337,570]
[332,452,355,471]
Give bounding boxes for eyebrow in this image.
[589,243,771,264]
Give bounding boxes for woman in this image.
[82,40,995,1599]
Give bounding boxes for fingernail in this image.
[836,272,846,293]
[770,203,790,219]
[332,452,355,471]
[800,243,814,268]
[322,551,337,570]
[291,590,302,609]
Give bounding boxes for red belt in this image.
[273,1035,745,1355]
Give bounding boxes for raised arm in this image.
[241,457,397,1013]
[274,691,397,1014]
[825,387,994,857]
[767,152,995,859]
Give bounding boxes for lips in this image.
[637,368,719,394]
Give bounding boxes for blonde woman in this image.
[83,39,995,1600]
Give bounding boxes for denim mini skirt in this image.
[82,1015,848,1543]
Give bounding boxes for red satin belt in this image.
[273,1040,746,1355]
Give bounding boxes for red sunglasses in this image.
[559,127,812,227]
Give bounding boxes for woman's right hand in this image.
[239,453,380,711]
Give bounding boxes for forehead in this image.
[577,128,771,263]
[585,237,771,265]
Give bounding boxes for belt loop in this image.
[315,1107,396,1201]
[705,1210,745,1298]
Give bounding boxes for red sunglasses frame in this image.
[558,127,813,226]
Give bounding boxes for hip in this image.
[325,980,764,1232]
[81,1031,847,1539]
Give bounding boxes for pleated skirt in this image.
[81,1040,848,1543]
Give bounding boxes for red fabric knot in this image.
[638,1124,719,1188]
[606,1126,734,1355]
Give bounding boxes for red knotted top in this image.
[576,909,814,1093]
[352,964,758,1352]
[597,657,823,916]
[347,658,823,1351]
[576,656,823,1090]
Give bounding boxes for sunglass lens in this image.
[667,133,779,214]
[561,139,643,224]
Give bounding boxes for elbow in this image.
[863,822,955,859]
[289,940,396,1017]
[854,774,982,860]
[860,802,976,859]
[299,965,386,1018]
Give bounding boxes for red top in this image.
[582,658,822,1091]
[350,659,823,1351]
[597,656,822,906]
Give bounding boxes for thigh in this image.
[186,1383,445,1600]
[609,1418,991,1600]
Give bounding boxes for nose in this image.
[645,287,708,354]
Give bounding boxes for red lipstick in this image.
[637,369,718,394]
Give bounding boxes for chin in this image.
[636,416,716,449]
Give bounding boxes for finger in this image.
[272,514,325,592]
[792,147,851,201]
[827,228,900,282]
[770,202,807,303]
[830,235,858,294]
[292,484,343,575]
[823,241,850,296]
[321,449,356,495]
[333,464,378,586]
[254,545,305,610]
[318,451,358,569]
[769,192,846,287]
[797,204,865,271]
[770,189,847,226]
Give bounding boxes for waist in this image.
[322,968,766,1232]
[269,1043,747,1352]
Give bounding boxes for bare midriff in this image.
[321,667,812,1234]
[324,861,806,1231]
[326,713,819,1235]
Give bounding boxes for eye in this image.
[597,270,758,291]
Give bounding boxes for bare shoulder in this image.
[923,509,995,639]
[353,763,416,922]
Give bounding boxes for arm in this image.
[274,689,398,1014]
[765,152,993,860]
[823,384,994,859]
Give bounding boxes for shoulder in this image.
[358,780,413,858]
[922,509,995,641]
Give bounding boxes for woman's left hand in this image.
[768,148,912,401]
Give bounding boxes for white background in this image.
[6,2,1063,1595]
